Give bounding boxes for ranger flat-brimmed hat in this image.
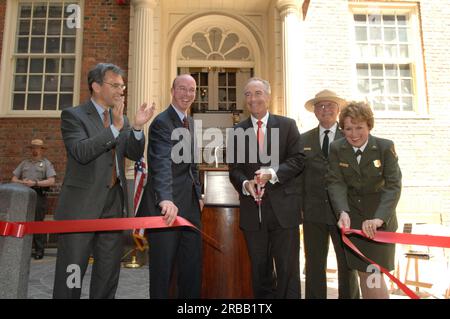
[304,89,347,112]
[28,139,47,149]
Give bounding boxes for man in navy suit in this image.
[53,63,154,299]
[138,74,203,299]
[228,77,305,298]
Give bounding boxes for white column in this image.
[129,0,157,121]
[276,0,307,130]
[127,0,157,178]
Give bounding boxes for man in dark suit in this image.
[301,90,360,299]
[53,63,154,299]
[228,77,304,298]
[138,74,203,299]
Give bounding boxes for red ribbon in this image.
[0,216,189,238]
[345,228,450,249]
[342,228,450,299]
[0,216,222,250]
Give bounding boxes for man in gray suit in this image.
[301,90,359,299]
[53,63,154,299]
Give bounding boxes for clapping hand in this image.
[133,102,155,130]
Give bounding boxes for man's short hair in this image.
[87,63,125,94]
[244,77,271,95]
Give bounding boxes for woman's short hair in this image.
[339,101,374,130]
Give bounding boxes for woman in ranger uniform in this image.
[327,101,402,299]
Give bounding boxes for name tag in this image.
[303,147,312,151]
[339,162,349,168]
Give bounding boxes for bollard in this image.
[0,183,36,299]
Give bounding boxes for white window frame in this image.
[349,1,428,118]
[180,67,252,113]
[0,0,84,117]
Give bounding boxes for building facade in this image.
[0,0,449,225]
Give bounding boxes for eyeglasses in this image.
[175,86,196,94]
[314,103,338,110]
[103,82,126,90]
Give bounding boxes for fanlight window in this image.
[181,27,250,61]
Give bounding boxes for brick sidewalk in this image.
[28,245,449,299]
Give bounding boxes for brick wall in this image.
[80,1,131,101]
[412,0,450,223]
[302,0,354,128]
[0,118,64,184]
[0,1,131,185]
[373,0,450,223]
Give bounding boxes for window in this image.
[0,0,82,116]
[350,3,426,114]
[180,28,251,62]
[191,71,209,112]
[185,67,251,114]
[218,72,237,111]
[176,24,255,115]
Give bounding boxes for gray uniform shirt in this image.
[13,158,56,181]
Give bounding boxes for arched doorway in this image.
[169,14,264,128]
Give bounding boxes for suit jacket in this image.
[301,125,343,225]
[326,134,401,231]
[228,114,305,231]
[56,101,145,220]
[137,105,202,225]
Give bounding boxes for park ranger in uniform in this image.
[12,139,56,259]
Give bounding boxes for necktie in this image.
[102,109,110,128]
[322,129,330,158]
[103,110,118,187]
[355,149,363,164]
[257,120,264,152]
[183,116,190,130]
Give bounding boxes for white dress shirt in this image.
[242,112,279,196]
[352,140,368,164]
